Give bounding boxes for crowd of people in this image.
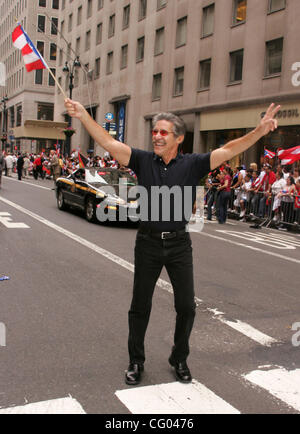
[205,161,300,228]
[0,150,134,185]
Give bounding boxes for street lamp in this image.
[0,95,8,153]
[62,57,81,156]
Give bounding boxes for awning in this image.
[13,120,68,140]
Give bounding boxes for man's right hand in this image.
[64,98,86,120]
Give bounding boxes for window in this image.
[39,0,46,7]
[50,43,57,60]
[77,6,82,25]
[136,37,145,62]
[38,15,46,33]
[109,14,115,38]
[174,67,184,96]
[68,13,73,32]
[37,103,54,121]
[9,107,15,128]
[98,0,104,10]
[95,57,101,78]
[16,105,22,127]
[85,31,91,51]
[233,0,247,25]
[49,68,56,86]
[176,17,187,48]
[123,5,130,29]
[52,0,59,9]
[51,17,58,35]
[202,4,214,37]
[96,23,103,44]
[199,59,211,89]
[229,49,244,82]
[269,0,285,13]
[37,41,45,57]
[106,52,114,74]
[154,27,164,56]
[35,69,43,85]
[152,73,162,100]
[139,0,147,20]
[87,0,93,18]
[121,45,128,69]
[157,0,167,10]
[265,38,283,76]
[76,37,81,55]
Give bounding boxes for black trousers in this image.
[128,230,195,365]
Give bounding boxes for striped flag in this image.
[78,153,88,168]
[264,149,276,159]
[12,24,47,72]
[278,145,300,166]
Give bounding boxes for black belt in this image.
[138,227,187,240]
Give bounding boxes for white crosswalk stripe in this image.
[0,397,86,414]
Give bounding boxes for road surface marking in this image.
[0,397,86,414]
[0,196,279,347]
[116,380,240,414]
[216,230,299,250]
[190,229,300,265]
[244,367,300,412]
[0,212,30,228]
[5,176,52,191]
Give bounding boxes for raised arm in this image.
[210,103,281,170]
[64,98,132,166]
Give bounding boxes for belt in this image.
[138,227,187,240]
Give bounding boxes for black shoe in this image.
[169,357,192,383]
[125,363,144,386]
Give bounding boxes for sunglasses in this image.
[152,129,174,137]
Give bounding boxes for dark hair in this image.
[288,176,295,185]
[152,112,186,138]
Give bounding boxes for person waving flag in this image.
[278,145,300,166]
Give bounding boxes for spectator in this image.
[278,176,297,226]
[239,173,252,219]
[23,154,30,178]
[271,171,287,222]
[217,167,232,224]
[5,153,13,177]
[17,153,24,181]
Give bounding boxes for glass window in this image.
[136,37,145,62]
[35,69,43,85]
[233,0,247,25]
[176,17,187,48]
[157,0,167,10]
[269,0,285,13]
[174,67,184,96]
[199,59,211,89]
[154,27,164,55]
[106,52,113,75]
[50,43,56,60]
[52,0,59,9]
[96,23,103,45]
[123,5,130,29]
[108,14,115,38]
[37,41,45,57]
[152,73,162,100]
[37,103,54,121]
[49,68,56,86]
[16,105,22,127]
[38,15,46,33]
[87,0,93,18]
[265,38,283,76]
[121,45,128,69]
[229,49,244,82]
[51,17,58,35]
[95,58,101,78]
[77,6,82,25]
[139,0,147,20]
[39,0,46,7]
[202,4,214,37]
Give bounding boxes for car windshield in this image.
[86,168,136,186]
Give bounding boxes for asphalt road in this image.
[0,175,299,415]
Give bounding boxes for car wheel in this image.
[85,197,97,222]
[57,190,67,210]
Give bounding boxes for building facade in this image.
[0,0,67,154]
[52,0,300,166]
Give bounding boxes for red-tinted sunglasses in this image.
[152,129,174,137]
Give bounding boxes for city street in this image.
[0,175,299,415]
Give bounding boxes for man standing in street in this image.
[49,149,61,185]
[17,153,24,181]
[5,152,13,177]
[64,98,280,386]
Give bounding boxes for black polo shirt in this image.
[128,148,211,232]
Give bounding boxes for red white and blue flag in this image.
[12,24,47,72]
[264,149,276,159]
[278,145,300,166]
